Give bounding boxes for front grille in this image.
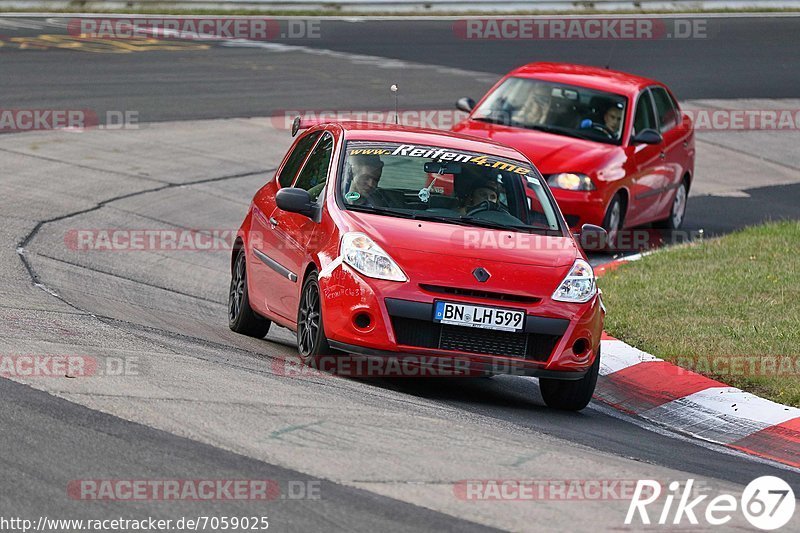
[419,284,540,304]
[391,316,559,362]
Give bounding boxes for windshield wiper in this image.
[345,204,418,219]
[457,216,537,232]
[471,115,511,126]
[518,123,602,142]
[518,123,555,133]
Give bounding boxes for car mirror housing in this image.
[631,128,663,145]
[574,224,609,252]
[276,188,316,218]
[456,97,475,113]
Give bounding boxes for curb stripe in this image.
[638,387,799,444]
[596,360,724,414]
[730,417,800,468]
[599,339,661,375]
[594,254,800,468]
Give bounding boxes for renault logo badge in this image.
[473,267,490,282]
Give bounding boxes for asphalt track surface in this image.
[1,14,800,531]
[1,15,800,121]
[0,377,495,532]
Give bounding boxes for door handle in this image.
[683,141,689,148]
[269,217,279,227]
[659,151,666,159]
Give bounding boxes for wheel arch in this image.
[231,236,244,274]
[301,259,321,286]
[682,170,692,192]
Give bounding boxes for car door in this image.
[650,86,690,219]
[264,131,334,320]
[249,130,321,319]
[623,89,668,226]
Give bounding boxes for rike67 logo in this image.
[626,477,795,530]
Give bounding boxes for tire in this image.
[602,193,625,249]
[297,271,333,367]
[655,180,688,230]
[228,249,271,338]
[539,346,601,411]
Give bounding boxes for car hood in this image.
[340,211,579,302]
[343,211,578,268]
[453,119,620,175]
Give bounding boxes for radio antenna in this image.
[390,84,399,124]
[604,42,616,70]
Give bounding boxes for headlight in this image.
[547,173,595,191]
[552,259,596,303]
[341,232,407,282]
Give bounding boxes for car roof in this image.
[319,122,533,162]
[508,62,661,95]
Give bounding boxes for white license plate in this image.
[433,301,525,332]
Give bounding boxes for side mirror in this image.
[456,97,475,113]
[276,188,315,218]
[631,128,663,145]
[575,224,608,252]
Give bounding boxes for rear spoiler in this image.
[291,116,326,137]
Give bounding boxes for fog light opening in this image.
[353,312,372,330]
[572,338,590,356]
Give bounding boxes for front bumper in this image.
[319,262,604,377]
[550,189,609,230]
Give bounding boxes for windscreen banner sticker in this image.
[347,143,532,175]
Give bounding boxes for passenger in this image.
[513,84,552,125]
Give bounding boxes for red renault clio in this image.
[229,121,606,410]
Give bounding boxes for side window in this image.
[633,91,656,136]
[651,87,679,133]
[277,132,321,187]
[294,133,334,202]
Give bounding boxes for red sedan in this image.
[229,121,605,410]
[452,62,695,238]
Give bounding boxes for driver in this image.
[602,103,623,138]
[460,180,499,215]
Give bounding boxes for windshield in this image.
[339,141,564,234]
[473,77,628,145]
